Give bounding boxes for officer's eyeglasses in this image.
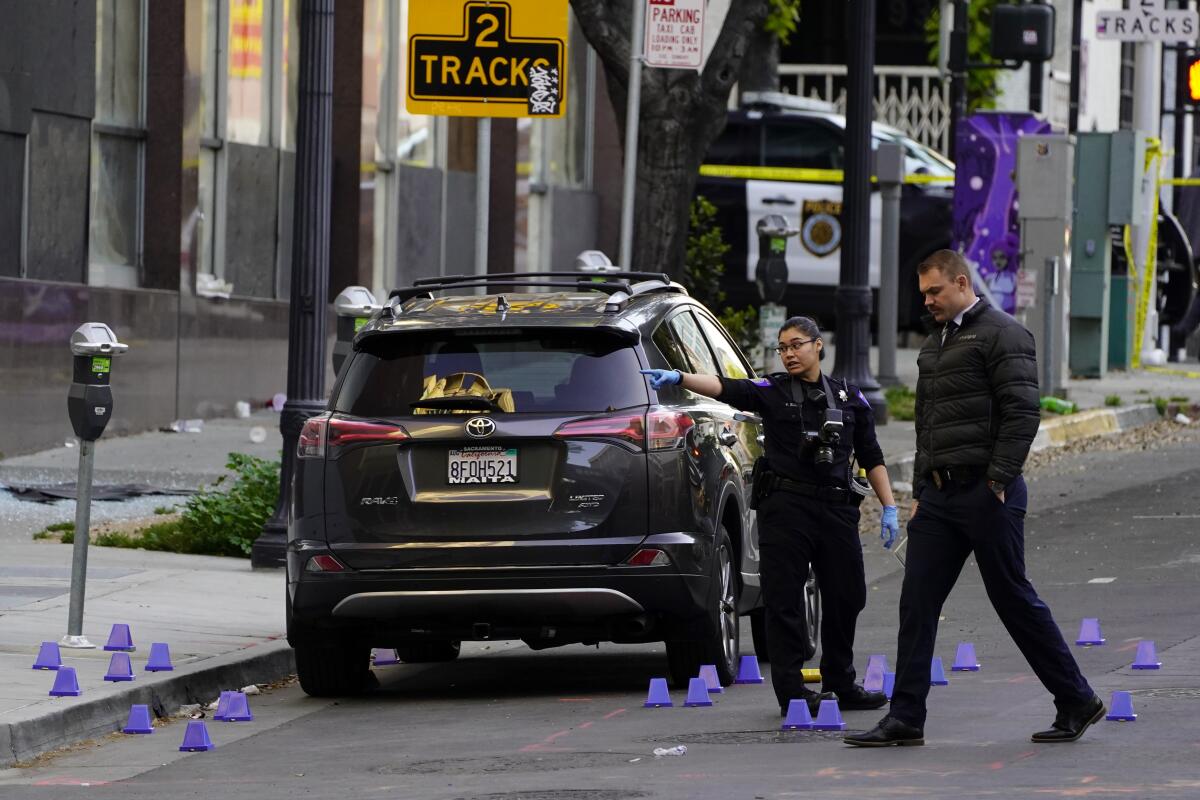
[773,339,816,355]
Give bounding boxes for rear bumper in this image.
[286,535,712,643]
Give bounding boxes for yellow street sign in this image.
[407,0,568,118]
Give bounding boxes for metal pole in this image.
[618,0,646,268]
[1067,0,1083,132]
[252,0,335,568]
[878,165,902,387]
[475,118,492,276]
[1042,256,1058,395]
[1132,40,1162,362]
[61,439,96,648]
[834,0,887,422]
[947,0,969,156]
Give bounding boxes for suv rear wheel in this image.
[295,641,371,697]
[396,640,462,663]
[666,528,739,688]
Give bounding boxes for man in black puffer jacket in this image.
[846,250,1102,749]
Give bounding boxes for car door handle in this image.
[719,430,738,447]
[762,196,796,206]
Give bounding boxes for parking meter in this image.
[68,323,128,441]
[333,286,381,377]
[63,322,128,649]
[755,215,797,303]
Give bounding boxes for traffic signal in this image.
[1188,55,1200,102]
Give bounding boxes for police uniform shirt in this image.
[716,373,885,487]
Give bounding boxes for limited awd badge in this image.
[465,417,496,438]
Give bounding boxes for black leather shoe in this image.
[833,684,888,710]
[1031,695,1105,743]
[843,715,925,747]
[779,689,834,718]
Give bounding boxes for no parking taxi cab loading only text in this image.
[406,1,568,119]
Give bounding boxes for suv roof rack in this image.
[386,271,687,313]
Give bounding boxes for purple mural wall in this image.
[952,112,1052,314]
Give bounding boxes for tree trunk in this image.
[632,112,710,276]
[570,0,769,281]
[737,23,780,95]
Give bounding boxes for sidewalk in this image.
[0,415,291,767]
[0,354,1193,765]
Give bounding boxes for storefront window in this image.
[395,2,434,167]
[89,0,144,283]
[227,0,270,145]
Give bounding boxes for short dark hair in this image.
[779,315,825,361]
[918,249,970,281]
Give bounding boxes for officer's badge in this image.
[838,389,848,402]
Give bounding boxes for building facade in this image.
[0,0,619,456]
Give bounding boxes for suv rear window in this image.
[335,332,649,417]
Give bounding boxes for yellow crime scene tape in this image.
[1123,138,1163,371]
[1145,365,1200,379]
[697,164,954,185]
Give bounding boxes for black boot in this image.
[831,684,887,710]
[843,715,925,747]
[1031,695,1104,743]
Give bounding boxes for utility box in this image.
[1017,134,1075,396]
[1069,131,1146,378]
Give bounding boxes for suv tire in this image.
[295,641,371,697]
[666,528,740,688]
[746,573,820,664]
[396,640,462,663]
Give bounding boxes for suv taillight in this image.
[327,416,410,449]
[553,413,644,447]
[297,413,330,459]
[297,414,409,459]
[552,409,693,452]
[646,410,694,451]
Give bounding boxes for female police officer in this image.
[641,316,899,717]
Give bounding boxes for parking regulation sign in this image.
[644,0,705,70]
[407,0,568,118]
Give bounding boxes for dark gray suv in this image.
[286,272,777,697]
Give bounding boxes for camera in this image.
[802,408,843,464]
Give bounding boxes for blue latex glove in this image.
[881,505,899,549]
[640,369,681,390]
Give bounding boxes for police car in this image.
[696,92,956,330]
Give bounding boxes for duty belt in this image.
[774,476,861,506]
[928,465,986,490]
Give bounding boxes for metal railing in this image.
[776,64,951,154]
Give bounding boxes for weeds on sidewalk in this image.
[885,385,917,421]
[1105,394,1122,407]
[30,453,279,558]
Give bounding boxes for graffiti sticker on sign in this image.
[407,1,568,118]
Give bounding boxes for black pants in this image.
[758,489,865,709]
[890,476,1094,728]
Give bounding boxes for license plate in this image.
[447,446,518,484]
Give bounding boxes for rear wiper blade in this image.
[409,396,505,412]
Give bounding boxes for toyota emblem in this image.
[465,417,496,438]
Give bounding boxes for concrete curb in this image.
[0,640,295,767]
[886,403,1162,486]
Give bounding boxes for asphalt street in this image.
[2,425,1199,799]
